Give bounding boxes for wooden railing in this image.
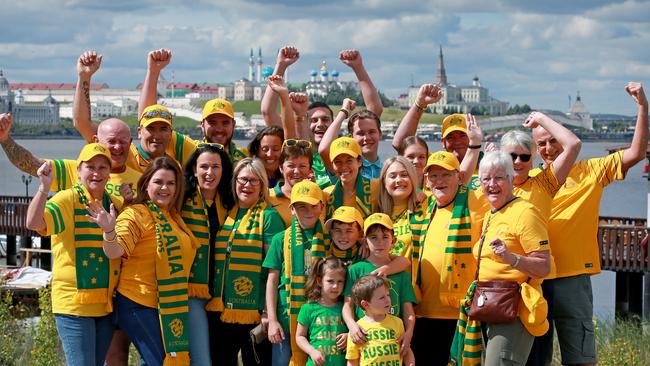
[0,196,37,237]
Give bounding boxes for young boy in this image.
[342,213,416,358]
[264,180,330,366]
[346,275,415,366]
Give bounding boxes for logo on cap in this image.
[297,186,310,195]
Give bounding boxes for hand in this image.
[118,183,134,204]
[260,312,269,332]
[417,84,442,106]
[77,51,102,78]
[359,241,370,259]
[0,113,12,142]
[289,92,309,116]
[336,333,348,350]
[86,200,117,233]
[489,237,514,264]
[342,98,357,114]
[36,161,53,190]
[148,48,172,73]
[277,46,300,68]
[466,113,482,145]
[349,322,368,344]
[267,319,285,344]
[397,330,413,358]
[339,49,363,70]
[309,349,326,366]
[625,82,647,107]
[371,265,389,278]
[522,111,548,129]
[484,142,497,152]
[415,190,427,205]
[268,75,289,95]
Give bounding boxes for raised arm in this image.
[267,75,297,139]
[73,51,103,141]
[26,162,53,232]
[261,46,300,127]
[289,92,311,140]
[340,49,383,117]
[319,98,356,171]
[622,82,648,171]
[0,113,45,176]
[138,48,172,115]
[459,114,482,185]
[523,112,581,185]
[392,84,441,151]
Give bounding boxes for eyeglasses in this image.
[140,109,172,121]
[510,153,532,162]
[236,176,261,186]
[282,139,313,149]
[198,143,224,151]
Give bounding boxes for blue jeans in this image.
[114,292,165,366]
[271,337,291,366]
[188,297,211,365]
[54,313,114,366]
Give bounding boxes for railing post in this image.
[6,235,16,266]
[41,236,52,271]
[19,235,32,267]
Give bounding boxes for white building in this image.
[304,61,359,99]
[0,70,60,125]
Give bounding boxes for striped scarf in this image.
[67,184,120,312]
[326,175,373,219]
[146,201,193,366]
[330,242,361,266]
[181,189,227,299]
[206,200,266,325]
[448,281,483,366]
[228,141,248,164]
[283,217,329,366]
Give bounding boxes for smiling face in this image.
[424,165,460,206]
[308,107,333,145]
[257,135,282,178]
[201,114,234,145]
[235,167,262,208]
[96,119,131,169]
[146,168,177,211]
[194,152,222,199]
[480,165,514,209]
[351,117,382,157]
[77,155,111,198]
[330,221,362,251]
[442,130,469,161]
[502,145,533,185]
[290,202,323,229]
[319,268,346,303]
[384,162,413,203]
[332,154,361,185]
[280,155,311,188]
[137,121,172,158]
[533,126,563,167]
[403,143,428,181]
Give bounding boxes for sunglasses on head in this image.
[282,139,313,149]
[510,153,532,162]
[141,109,172,121]
[198,142,224,151]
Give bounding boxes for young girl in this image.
[296,256,349,366]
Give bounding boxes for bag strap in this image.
[473,213,492,281]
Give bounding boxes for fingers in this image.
[268,74,284,85]
[279,46,300,61]
[339,49,361,64]
[148,48,172,68]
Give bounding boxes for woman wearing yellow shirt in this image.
[476,151,551,365]
[101,156,198,366]
[26,143,120,366]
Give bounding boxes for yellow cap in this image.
[290,180,323,205]
[519,282,550,337]
[325,206,364,231]
[442,113,467,138]
[330,137,361,161]
[424,150,460,172]
[140,105,172,127]
[363,213,393,235]
[77,143,111,165]
[202,98,234,120]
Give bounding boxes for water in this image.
[1,138,646,320]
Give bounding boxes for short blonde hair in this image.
[232,158,270,204]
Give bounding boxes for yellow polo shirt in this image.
[126,131,198,173]
[269,183,292,227]
[513,164,560,221]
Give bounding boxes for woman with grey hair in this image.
[475,151,551,366]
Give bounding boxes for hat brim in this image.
[442,125,467,139]
[325,216,362,231]
[363,222,393,236]
[424,161,459,173]
[290,196,321,206]
[140,117,172,127]
[330,149,360,161]
[203,110,235,120]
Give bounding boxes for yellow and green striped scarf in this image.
[206,200,265,325]
[283,217,329,366]
[330,242,361,266]
[68,184,121,312]
[181,189,227,299]
[146,201,193,366]
[448,281,483,366]
[326,175,373,219]
[228,141,248,164]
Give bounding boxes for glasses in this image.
[198,142,224,151]
[282,139,313,149]
[140,109,172,121]
[510,153,532,162]
[236,176,261,186]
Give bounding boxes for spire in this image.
[258,47,262,58]
[256,47,263,83]
[250,48,254,57]
[576,90,581,101]
[248,48,254,81]
[435,45,448,87]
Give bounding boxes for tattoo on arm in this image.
[82,80,91,122]
[0,137,45,176]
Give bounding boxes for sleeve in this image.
[343,265,358,297]
[535,163,561,198]
[399,272,418,305]
[516,206,550,254]
[42,190,73,236]
[346,329,361,360]
[115,206,147,257]
[49,159,78,192]
[263,206,287,246]
[169,131,199,167]
[297,303,312,326]
[586,151,626,187]
[262,230,285,270]
[393,315,405,339]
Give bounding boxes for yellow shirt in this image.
[126,131,198,173]
[49,159,141,209]
[42,189,116,316]
[269,183,292,227]
[346,314,404,365]
[390,204,412,258]
[548,152,625,277]
[116,205,196,308]
[474,198,550,284]
[513,164,560,221]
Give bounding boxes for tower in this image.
[256,47,263,83]
[248,48,254,81]
[435,45,448,87]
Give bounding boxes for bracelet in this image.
[38,189,48,194]
[468,144,482,149]
[103,229,117,242]
[339,109,350,119]
[511,254,521,268]
[414,100,427,111]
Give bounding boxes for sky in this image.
[1,0,649,115]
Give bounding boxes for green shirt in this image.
[297,302,348,366]
[312,151,335,189]
[343,260,417,319]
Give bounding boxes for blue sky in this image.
[1,0,649,115]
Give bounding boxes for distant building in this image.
[304,61,358,98]
[0,70,60,125]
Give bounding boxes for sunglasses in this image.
[141,109,172,121]
[282,139,313,149]
[198,142,225,151]
[510,153,532,162]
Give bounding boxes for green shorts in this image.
[549,274,596,364]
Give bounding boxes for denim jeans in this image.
[271,337,291,366]
[188,297,211,365]
[114,292,165,366]
[54,313,114,366]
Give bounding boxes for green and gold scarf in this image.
[448,281,483,366]
[206,200,265,324]
[330,242,361,266]
[70,184,121,312]
[326,175,373,219]
[228,141,248,164]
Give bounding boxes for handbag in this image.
[249,322,268,364]
[468,213,521,324]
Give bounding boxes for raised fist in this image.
[339,49,363,69]
[625,82,647,107]
[289,92,309,116]
[277,46,299,68]
[0,113,12,142]
[148,48,172,72]
[268,75,288,95]
[417,84,442,106]
[77,50,103,78]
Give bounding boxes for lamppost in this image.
[21,174,32,197]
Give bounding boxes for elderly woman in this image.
[26,143,121,366]
[475,151,551,365]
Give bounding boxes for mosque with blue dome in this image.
[304,61,358,98]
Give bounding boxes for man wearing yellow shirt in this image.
[531,83,647,366]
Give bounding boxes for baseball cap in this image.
[290,180,323,206]
[330,137,361,161]
[363,213,393,236]
[140,105,172,127]
[325,206,364,231]
[424,150,460,172]
[442,114,467,138]
[202,98,235,120]
[77,143,111,165]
